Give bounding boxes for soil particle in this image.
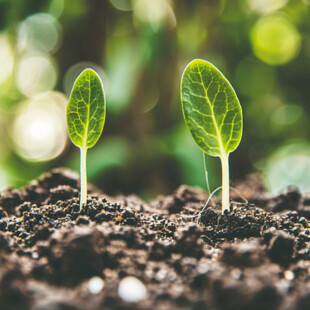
[271,186,302,213]
[213,279,281,310]
[0,187,23,215]
[48,227,105,286]
[0,168,309,310]
[154,185,207,215]
[265,230,296,267]
[220,239,266,267]
[300,194,310,219]
[0,232,9,251]
[0,262,30,310]
[45,185,79,204]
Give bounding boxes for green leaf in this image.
[181,59,243,157]
[67,68,106,149]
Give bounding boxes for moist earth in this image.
[0,169,309,310]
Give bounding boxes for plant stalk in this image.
[80,147,88,209]
[220,154,230,214]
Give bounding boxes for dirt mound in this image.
[0,168,309,310]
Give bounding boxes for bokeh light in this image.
[11,92,67,162]
[17,13,61,54]
[109,0,133,11]
[48,0,65,18]
[133,0,176,33]
[271,104,303,126]
[63,62,107,97]
[0,34,14,85]
[263,142,310,194]
[250,15,301,65]
[246,0,288,14]
[177,20,207,54]
[0,0,310,197]
[16,55,57,97]
[105,39,144,114]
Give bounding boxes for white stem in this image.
[80,147,87,209]
[220,154,230,214]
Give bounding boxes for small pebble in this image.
[284,270,295,281]
[88,276,105,294]
[118,276,147,302]
[32,251,39,259]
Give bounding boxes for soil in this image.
[0,168,309,310]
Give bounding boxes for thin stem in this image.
[177,186,222,221]
[199,185,222,215]
[80,147,88,209]
[203,152,211,196]
[220,154,230,214]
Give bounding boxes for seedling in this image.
[180,59,243,214]
[67,68,106,209]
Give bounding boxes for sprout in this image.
[66,68,106,209]
[180,59,243,214]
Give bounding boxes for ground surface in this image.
[0,168,309,310]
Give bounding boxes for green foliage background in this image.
[1,0,310,198]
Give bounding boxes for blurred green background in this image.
[1,0,310,199]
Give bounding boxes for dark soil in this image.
[0,169,309,310]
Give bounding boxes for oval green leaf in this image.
[67,68,106,149]
[181,59,243,157]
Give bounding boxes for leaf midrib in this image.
[83,73,91,149]
[197,65,225,157]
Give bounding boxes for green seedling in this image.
[180,59,243,214]
[67,68,106,209]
